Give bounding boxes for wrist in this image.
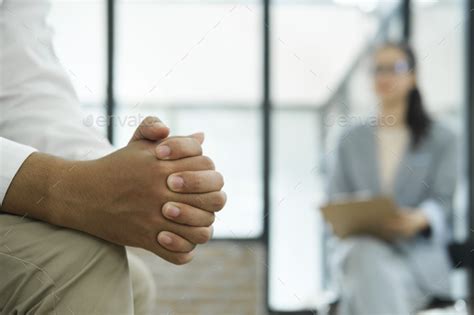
[2,152,72,224]
[46,158,100,231]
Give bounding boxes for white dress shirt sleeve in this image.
[0,138,36,204]
[0,0,114,159]
[0,0,115,205]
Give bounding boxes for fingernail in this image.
[168,175,184,190]
[156,145,170,158]
[158,233,173,245]
[166,205,180,218]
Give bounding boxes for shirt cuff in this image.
[0,138,37,206]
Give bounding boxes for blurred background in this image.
[48,0,473,314]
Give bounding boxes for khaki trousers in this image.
[0,213,156,315]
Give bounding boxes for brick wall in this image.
[132,241,266,315]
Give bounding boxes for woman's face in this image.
[373,46,416,105]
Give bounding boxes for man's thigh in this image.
[0,213,133,315]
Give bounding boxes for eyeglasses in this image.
[372,60,411,76]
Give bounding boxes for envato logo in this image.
[324,114,398,128]
[83,114,148,128]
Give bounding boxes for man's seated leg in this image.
[127,251,156,315]
[0,213,134,314]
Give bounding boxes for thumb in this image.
[129,116,170,144]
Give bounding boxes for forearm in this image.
[1,152,89,229]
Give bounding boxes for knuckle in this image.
[152,180,167,199]
[152,160,167,175]
[166,138,182,153]
[208,213,216,225]
[159,163,175,177]
[174,241,188,252]
[195,227,212,244]
[148,210,162,225]
[212,192,227,210]
[174,253,193,265]
[200,156,215,170]
[168,257,180,265]
[169,255,182,265]
[197,212,214,227]
[216,172,225,189]
[189,173,202,190]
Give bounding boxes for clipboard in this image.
[320,196,398,239]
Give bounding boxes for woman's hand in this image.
[380,209,429,240]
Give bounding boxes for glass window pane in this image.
[271,4,379,106]
[116,1,261,105]
[48,0,106,106]
[413,0,468,299]
[412,0,466,119]
[81,105,109,139]
[269,110,327,310]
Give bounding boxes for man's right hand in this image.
[2,118,226,265]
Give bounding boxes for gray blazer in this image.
[327,121,458,297]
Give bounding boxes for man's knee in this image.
[0,216,133,314]
[128,252,156,315]
[41,229,133,313]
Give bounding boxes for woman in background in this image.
[328,42,458,315]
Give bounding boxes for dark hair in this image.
[377,42,432,149]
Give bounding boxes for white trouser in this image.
[334,236,430,315]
